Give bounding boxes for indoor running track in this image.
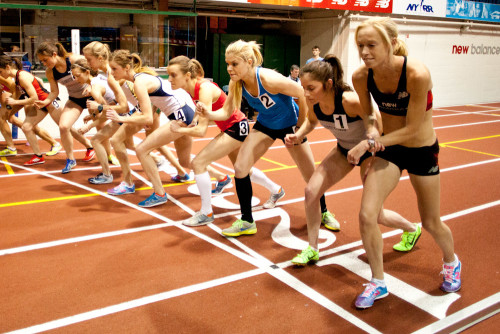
[0,103,499,333]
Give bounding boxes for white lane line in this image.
[1,157,499,257]
[4,269,266,334]
[411,292,500,334]
[0,160,382,333]
[434,119,500,130]
[6,198,500,334]
[2,115,499,332]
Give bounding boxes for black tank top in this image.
[367,56,410,116]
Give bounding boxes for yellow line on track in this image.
[440,134,500,145]
[1,157,14,174]
[258,157,290,168]
[0,162,325,208]
[440,144,500,158]
[0,193,99,208]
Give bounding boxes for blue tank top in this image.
[242,67,298,130]
[52,57,88,99]
[367,56,410,116]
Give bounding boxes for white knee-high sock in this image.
[249,167,281,194]
[195,172,213,215]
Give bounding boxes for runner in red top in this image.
[168,56,283,227]
[0,56,62,165]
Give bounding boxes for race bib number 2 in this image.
[258,93,276,109]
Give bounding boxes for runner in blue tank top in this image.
[197,39,338,237]
[36,42,95,174]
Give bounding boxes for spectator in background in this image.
[10,45,32,72]
[306,46,323,64]
[288,64,301,85]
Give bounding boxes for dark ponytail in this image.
[300,54,351,96]
[0,56,22,70]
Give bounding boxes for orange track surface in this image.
[1,103,499,333]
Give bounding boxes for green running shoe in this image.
[322,211,340,231]
[292,246,319,266]
[222,219,257,237]
[393,225,422,252]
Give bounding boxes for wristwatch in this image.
[97,104,104,113]
[367,138,375,149]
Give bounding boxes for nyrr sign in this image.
[393,0,447,17]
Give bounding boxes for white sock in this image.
[249,167,281,194]
[444,254,459,267]
[195,172,212,215]
[371,278,386,287]
[8,146,16,151]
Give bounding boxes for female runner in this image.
[70,57,128,183]
[285,56,420,267]
[0,56,63,165]
[80,42,188,191]
[0,73,61,157]
[348,17,460,308]
[167,55,283,226]
[106,50,195,207]
[197,40,337,237]
[36,42,95,173]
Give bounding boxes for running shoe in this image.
[440,259,462,293]
[138,192,168,208]
[263,187,285,209]
[46,143,62,156]
[88,173,113,184]
[155,156,166,168]
[83,148,95,162]
[171,173,191,183]
[211,175,232,195]
[62,159,77,174]
[0,147,17,156]
[24,155,45,166]
[393,225,422,252]
[107,182,135,196]
[222,219,257,237]
[322,211,340,231]
[291,246,319,266]
[183,212,215,227]
[108,154,120,166]
[355,283,389,309]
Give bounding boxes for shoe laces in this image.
[232,219,245,228]
[360,283,377,297]
[440,265,455,282]
[300,247,315,259]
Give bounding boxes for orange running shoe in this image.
[83,148,95,162]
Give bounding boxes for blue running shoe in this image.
[62,159,77,174]
[212,175,232,195]
[355,282,389,309]
[440,259,462,293]
[171,173,191,183]
[138,192,168,208]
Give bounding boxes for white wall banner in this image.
[392,0,447,17]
